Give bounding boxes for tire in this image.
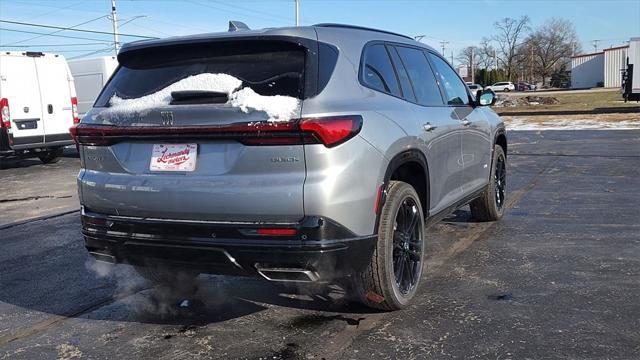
[503,88,510,92]
[470,145,506,221]
[38,147,64,164]
[354,181,426,311]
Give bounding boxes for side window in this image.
[361,44,401,97]
[387,46,416,102]
[394,46,443,106]
[427,53,470,106]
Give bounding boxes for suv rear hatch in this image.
[76,38,313,223]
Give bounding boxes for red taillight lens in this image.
[71,97,80,124]
[68,116,363,148]
[0,98,11,129]
[300,115,363,148]
[256,228,297,236]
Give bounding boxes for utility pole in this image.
[470,47,475,83]
[591,39,600,52]
[439,40,449,56]
[450,51,454,66]
[110,0,119,55]
[295,0,299,26]
[494,49,497,70]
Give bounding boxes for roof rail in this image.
[313,23,413,40]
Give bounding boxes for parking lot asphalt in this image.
[1,130,639,359]
[0,148,80,227]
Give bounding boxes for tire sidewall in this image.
[379,182,425,308]
[490,146,506,218]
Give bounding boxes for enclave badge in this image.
[160,111,174,126]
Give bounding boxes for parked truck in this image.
[67,56,118,117]
[622,37,640,102]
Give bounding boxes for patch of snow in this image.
[102,73,300,123]
[229,87,300,123]
[108,73,242,115]
[505,118,640,130]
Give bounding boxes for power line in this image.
[0,19,156,39]
[210,0,293,22]
[186,0,291,26]
[0,28,114,43]
[4,15,110,46]
[68,47,115,60]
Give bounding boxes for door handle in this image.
[461,120,471,126]
[422,122,436,132]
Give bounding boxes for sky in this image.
[0,0,638,64]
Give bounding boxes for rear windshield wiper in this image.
[170,90,228,105]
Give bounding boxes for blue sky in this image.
[1,0,638,63]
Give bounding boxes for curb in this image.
[0,209,80,231]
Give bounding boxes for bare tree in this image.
[477,39,497,69]
[522,18,580,86]
[491,16,530,80]
[456,45,480,81]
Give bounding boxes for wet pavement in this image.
[0,130,639,359]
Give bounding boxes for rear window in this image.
[95,41,306,107]
[361,44,401,97]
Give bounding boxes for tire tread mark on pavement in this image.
[320,155,558,359]
[0,286,147,346]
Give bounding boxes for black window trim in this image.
[359,40,449,108]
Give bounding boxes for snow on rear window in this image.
[102,73,300,122]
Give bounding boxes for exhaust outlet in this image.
[255,265,319,283]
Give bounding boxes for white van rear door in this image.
[0,55,45,143]
[34,56,74,139]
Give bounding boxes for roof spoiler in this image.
[228,21,250,32]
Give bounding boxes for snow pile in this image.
[104,73,300,122]
[229,87,300,122]
[505,118,640,130]
[109,73,242,114]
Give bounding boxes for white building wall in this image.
[571,53,604,88]
[604,46,628,88]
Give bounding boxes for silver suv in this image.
[72,23,507,310]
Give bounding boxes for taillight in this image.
[69,115,363,148]
[300,115,363,148]
[0,98,10,129]
[71,97,79,124]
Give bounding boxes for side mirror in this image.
[477,90,496,106]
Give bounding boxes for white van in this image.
[68,56,118,117]
[0,51,78,163]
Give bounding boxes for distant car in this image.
[466,83,483,97]
[485,82,515,92]
[516,82,536,91]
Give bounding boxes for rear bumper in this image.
[81,210,377,281]
[0,130,73,156]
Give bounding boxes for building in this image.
[571,43,631,89]
[571,52,604,88]
[603,45,629,88]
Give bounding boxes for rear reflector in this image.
[71,97,79,124]
[69,115,363,148]
[256,228,297,236]
[0,98,10,129]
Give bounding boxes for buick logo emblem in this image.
[160,111,174,126]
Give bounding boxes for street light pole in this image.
[111,0,119,55]
[295,0,299,26]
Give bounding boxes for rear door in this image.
[0,55,45,146]
[427,52,492,195]
[34,55,75,141]
[387,45,465,214]
[78,40,309,222]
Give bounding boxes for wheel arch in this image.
[374,149,430,234]
[495,128,507,156]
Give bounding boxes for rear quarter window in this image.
[361,44,401,97]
